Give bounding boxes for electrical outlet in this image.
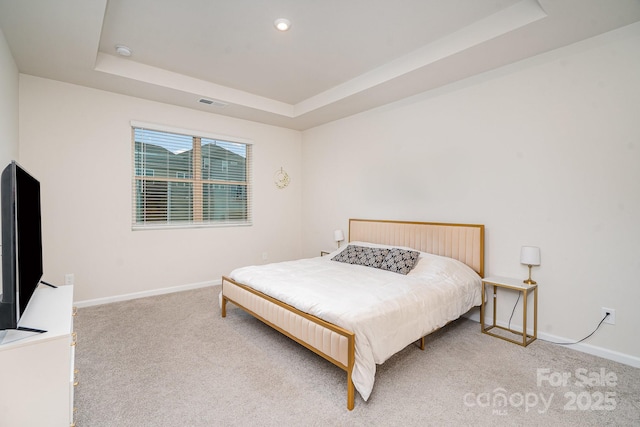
[65,273,74,286]
[601,307,615,325]
[262,252,268,261]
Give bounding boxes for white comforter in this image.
[227,243,482,401]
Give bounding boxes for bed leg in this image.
[414,336,425,350]
[347,373,355,411]
[221,295,227,318]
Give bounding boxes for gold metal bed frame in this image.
[221,219,484,410]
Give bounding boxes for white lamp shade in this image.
[520,246,541,266]
[334,229,345,242]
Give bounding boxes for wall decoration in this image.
[274,167,290,189]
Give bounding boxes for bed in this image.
[221,219,484,410]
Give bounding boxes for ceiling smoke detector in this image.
[115,45,132,57]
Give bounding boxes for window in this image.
[132,124,252,229]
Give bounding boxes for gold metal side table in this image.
[481,276,537,347]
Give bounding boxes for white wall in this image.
[19,76,302,302]
[301,23,640,361]
[0,25,19,298]
[0,26,18,165]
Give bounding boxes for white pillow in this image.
[409,252,481,283]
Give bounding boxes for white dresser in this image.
[0,284,76,426]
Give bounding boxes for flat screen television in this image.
[0,161,44,332]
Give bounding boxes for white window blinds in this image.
[132,126,252,229]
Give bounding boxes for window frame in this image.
[131,121,253,230]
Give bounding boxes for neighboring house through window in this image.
[132,123,252,228]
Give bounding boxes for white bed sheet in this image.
[227,244,482,402]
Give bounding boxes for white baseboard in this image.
[465,311,640,369]
[74,279,221,308]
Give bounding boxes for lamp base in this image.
[523,264,536,285]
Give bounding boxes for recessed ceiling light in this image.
[274,18,291,32]
[115,45,132,57]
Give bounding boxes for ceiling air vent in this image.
[198,98,228,107]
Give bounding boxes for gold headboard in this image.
[348,219,484,277]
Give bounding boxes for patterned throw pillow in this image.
[331,245,389,268]
[380,248,420,275]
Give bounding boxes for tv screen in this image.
[0,161,44,330]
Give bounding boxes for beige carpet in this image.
[73,286,640,426]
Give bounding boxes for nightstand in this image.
[481,276,537,347]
